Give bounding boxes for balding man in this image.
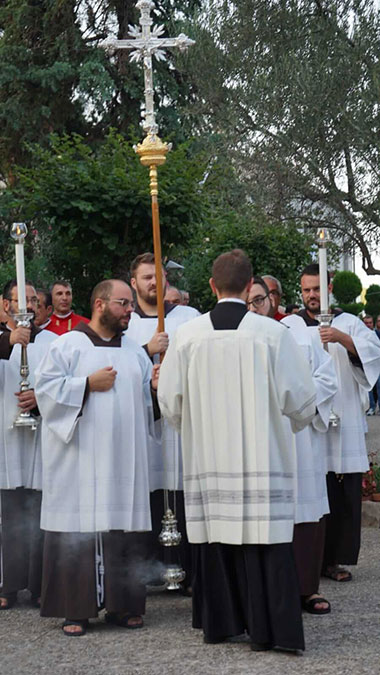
[35,280,158,636]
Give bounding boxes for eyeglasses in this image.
[108,298,135,309]
[248,295,268,308]
[10,296,38,305]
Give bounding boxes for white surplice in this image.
[323,313,380,473]
[127,304,200,491]
[281,315,337,523]
[0,329,56,490]
[35,331,153,533]
[158,312,317,545]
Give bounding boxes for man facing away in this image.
[298,263,380,582]
[0,280,55,610]
[35,280,158,636]
[46,280,89,335]
[127,253,199,591]
[158,249,317,653]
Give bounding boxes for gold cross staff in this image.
[100,0,194,335]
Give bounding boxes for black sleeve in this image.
[348,351,363,370]
[150,383,161,421]
[0,332,13,360]
[77,378,90,417]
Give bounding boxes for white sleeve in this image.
[349,318,380,390]
[309,331,338,432]
[35,341,87,444]
[275,328,317,433]
[157,332,183,433]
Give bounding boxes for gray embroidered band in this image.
[186,489,294,505]
[184,471,294,481]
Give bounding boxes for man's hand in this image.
[9,326,31,348]
[147,329,169,356]
[319,326,358,357]
[15,389,37,411]
[88,366,117,392]
[151,364,160,390]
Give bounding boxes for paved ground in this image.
[0,417,379,675]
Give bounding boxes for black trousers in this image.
[322,472,362,569]
[1,488,44,600]
[40,531,147,620]
[293,517,326,596]
[192,542,304,651]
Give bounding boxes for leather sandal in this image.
[105,612,144,629]
[323,566,352,582]
[301,595,331,615]
[62,619,89,637]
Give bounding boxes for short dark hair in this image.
[3,279,35,301]
[286,303,300,314]
[51,279,72,293]
[37,289,52,308]
[301,263,331,284]
[130,253,156,278]
[252,276,270,295]
[90,279,114,311]
[212,249,252,294]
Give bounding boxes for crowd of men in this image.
[0,250,379,655]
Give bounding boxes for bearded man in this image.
[35,279,158,636]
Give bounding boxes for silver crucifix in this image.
[99,0,194,136]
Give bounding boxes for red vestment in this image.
[45,312,89,336]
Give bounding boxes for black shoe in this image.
[203,635,227,644]
[251,642,272,652]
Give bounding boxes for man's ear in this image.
[209,278,217,296]
[2,299,10,315]
[130,277,137,292]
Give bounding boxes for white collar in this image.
[217,298,246,305]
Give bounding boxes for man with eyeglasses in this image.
[46,280,89,335]
[0,279,56,610]
[248,274,337,615]
[127,253,200,593]
[35,279,158,636]
[262,275,287,321]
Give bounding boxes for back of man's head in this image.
[212,249,252,295]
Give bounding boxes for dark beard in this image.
[99,306,125,334]
[142,292,158,306]
[304,301,320,315]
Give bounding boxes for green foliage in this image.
[365,284,380,320]
[175,208,314,312]
[332,271,362,304]
[339,302,365,316]
[0,131,208,311]
[186,0,380,275]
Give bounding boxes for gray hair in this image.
[262,275,282,295]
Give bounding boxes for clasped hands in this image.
[88,364,160,393]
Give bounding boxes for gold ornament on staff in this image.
[100,0,194,590]
[10,223,39,431]
[316,228,339,428]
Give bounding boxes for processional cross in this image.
[100,0,194,333]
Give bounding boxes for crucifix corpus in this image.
[100,0,194,335]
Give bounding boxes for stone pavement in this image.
[0,418,379,675]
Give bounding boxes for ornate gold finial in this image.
[134,134,170,168]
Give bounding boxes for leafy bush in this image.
[332,271,362,304]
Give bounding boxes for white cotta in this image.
[35,331,153,533]
[127,304,200,491]
[322,313,380,473]
[158,312,317,545]
[0,329,56,490]
[281,315,338,523]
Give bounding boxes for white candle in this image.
[15,243,26,311]
[318,245,329,314]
